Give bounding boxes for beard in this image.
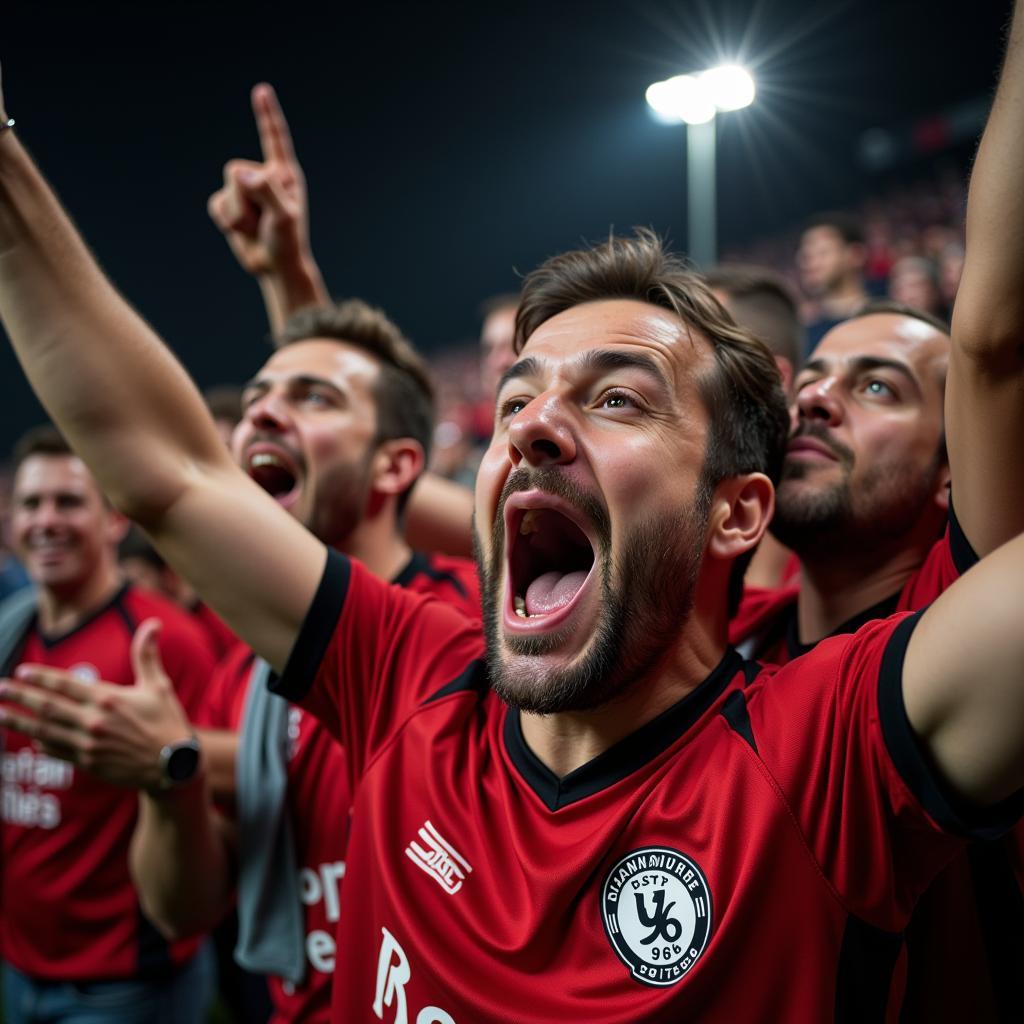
[308,447,377,548]
[476,467,711,716]
[771,426,944,559]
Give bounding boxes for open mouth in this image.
[505,497,597,629]
[247,449,301,505]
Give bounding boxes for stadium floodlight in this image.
[698,65,756,113]
[645,63,756,267]
[645,75,716,126]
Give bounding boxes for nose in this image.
[794,374,844,427]
[245,387,292,432]
[30,499,64,533]
[507,392,577,468]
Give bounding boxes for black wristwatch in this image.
[156,735,201,789]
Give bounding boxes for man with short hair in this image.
[797,211,870,354]
[2,299,479,1024]
[0,426,216,1024]
[730,299,960,665]
[3,21,1024,1020]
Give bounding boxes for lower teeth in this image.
[514,595,528,618]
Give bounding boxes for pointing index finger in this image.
[252,82,297,167]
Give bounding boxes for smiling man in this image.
[0,427,217,1023]
[3,21,1024,1020]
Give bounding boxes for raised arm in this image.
[904,529,1024,806]
[945,0,1024,558]
[207,83,329,336]
[0,70,322,670]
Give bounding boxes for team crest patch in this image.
[601,846,712,988]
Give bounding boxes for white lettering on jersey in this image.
[1,749,74,828]
[404,820,472,895]
[298,860,346,973]
[372,928,455,1024]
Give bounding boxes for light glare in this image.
[646,64,756,125]
[645,74,716,125]
[699,65,756,112]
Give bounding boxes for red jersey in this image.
[0,583,215,981]
[729,509,977,666]
[191,600,238,661]
[203,551,479,1024]
[269,551,1017,1023]
[730,510,1024,1020]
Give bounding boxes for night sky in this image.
[0,0,1010,451]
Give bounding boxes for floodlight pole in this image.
[686,119,717,268]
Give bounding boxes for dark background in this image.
[0,0,1010,451]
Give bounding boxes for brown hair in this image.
[11,423,74,472]
[279,300,436,513]
[514,229,790,613]
[703,263,803,370]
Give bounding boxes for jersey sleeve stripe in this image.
[269,549,351,702]
[877,609,1024,839]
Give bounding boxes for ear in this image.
[370,438,426,504]
[707,473,775,564]
[105,506,131,547]
[932,461,951,514]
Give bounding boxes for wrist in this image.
[259,252,327,307]
[144,733,203,798]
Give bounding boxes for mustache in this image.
[787,424,853,465]
[494,467,611,550]
[241,432,306,473]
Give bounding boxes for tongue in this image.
[524,570,589,616]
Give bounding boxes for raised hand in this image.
[208,83,312,279]
[0,619,195,792]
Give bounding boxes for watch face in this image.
[165,741,200,784]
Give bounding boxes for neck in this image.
[339,513,413,583]
[35,562,123,635]
[796,535,930,644]
[744,534,794,590]
[520,579,727,778]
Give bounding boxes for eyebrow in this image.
[496,349,673,401]
[242,374,346,395]
[800,355,921,395]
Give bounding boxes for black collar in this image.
[785,590,901,661]
[37,582,132,649]
[504,648,744,812]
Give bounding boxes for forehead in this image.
[13,454,99,496]
[810,314,949,380]
[519,299,712,390]
[258,338,381,395]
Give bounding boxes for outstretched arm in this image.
[0,70,323,670]
[207,83,329,336]
[945,0,1024,558]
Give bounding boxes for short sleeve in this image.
[269,551,485,781]
[747,612,1020,929]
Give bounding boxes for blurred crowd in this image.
[425,170,968,489]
